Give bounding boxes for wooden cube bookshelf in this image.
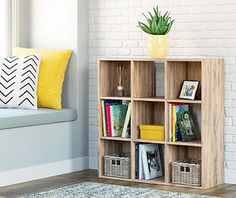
[98,58,224,189]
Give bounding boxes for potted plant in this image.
[138,6,174,58]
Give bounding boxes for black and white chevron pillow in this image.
[0,55,41,110]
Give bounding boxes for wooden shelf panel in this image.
[100,96,131,101]
[100,137,131,142]
[132,61,156,98]
[133,58,165,63]
[99,175,132,182]
[99,57,165,63]
[134,139,165,144]
[167,99,202,104]
[99,175,166,185]
[168,182,202,189]
[167,140,202,147]
[99,175,203,188]
[133,97,165,102]
[134,177,165,185]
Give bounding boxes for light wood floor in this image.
[0,170,235,198]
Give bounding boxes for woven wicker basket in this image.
[104,153,130,179]
[171,159,201,186]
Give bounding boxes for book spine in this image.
[175,105,182,141]
[105,103,112,137]
[173,105,176,142]
[101,101,106,137]
[175,105,181,141]
[110,105,114,137]
[169,103,172,142]
[138,144,143,180]
[172,104,175,142]
[121,103,131,138]
[135,143,139,179]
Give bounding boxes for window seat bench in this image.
[0,108,77,130]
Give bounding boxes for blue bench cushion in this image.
[0,108,77,130]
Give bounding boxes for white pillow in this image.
[0,55,41,110]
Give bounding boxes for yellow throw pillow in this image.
[13,47,72,110]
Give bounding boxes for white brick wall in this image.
[88,0,236,183]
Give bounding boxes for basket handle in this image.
[180,166,191,173]
[112,160,121,165]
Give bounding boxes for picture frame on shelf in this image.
[179,80,199,100]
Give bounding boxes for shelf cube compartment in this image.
[167,103,202,143]
[132,101,165,140]
[135,143,165,182]
[99,60,131,97]
[166,145,201,186]
[132,61,165,98]
[100,140,131,178]
[166,61,202,100]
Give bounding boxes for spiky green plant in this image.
[138,6,174,35]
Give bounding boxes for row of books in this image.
[101,100,131,138]
[169,103,196,142]
[136,143,164,180]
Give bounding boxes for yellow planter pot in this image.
[148,35,169,58]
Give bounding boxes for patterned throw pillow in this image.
[0,55,41,110]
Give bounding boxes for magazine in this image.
[177,111,196,141]
[139,144,163,180]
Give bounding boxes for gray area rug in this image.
[21,182,218,198]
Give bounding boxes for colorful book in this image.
[169,103,189,142]
[121,102,131,138]
[172,105,176,142]
[101,101,106,137]
[140,144,163,180]
[175,105,189,141]
[105,103,112,137]
[135,144,139,179]
[173,104,183,142]
[169,103,172,142]
[110,104,128,137]
[177,111,196,142]
[138,144,144,179]
[103,100,122,137]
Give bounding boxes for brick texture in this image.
[88,0,236,182]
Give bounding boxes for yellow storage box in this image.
[139,125,165,141]
[139,125,164,131]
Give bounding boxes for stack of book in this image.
[136,143,163,180]
[169,103,196,142]
[140,125,165,141]
[101,100,131,138]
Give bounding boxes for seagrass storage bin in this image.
[171,159,201,186]
[104,153,130,179]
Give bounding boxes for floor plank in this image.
[0,170,235,198]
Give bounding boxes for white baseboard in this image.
[0,156,89,187]
[89,156,98,169]
[225,169,236,184]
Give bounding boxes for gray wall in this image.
[0,0,88,175]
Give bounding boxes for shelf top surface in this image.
[99,57,165,63]
[99,96,202,103]
[100,96,131,101]
[167,140,202,147]
[99,57,224,63]
[167,99,202,104]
